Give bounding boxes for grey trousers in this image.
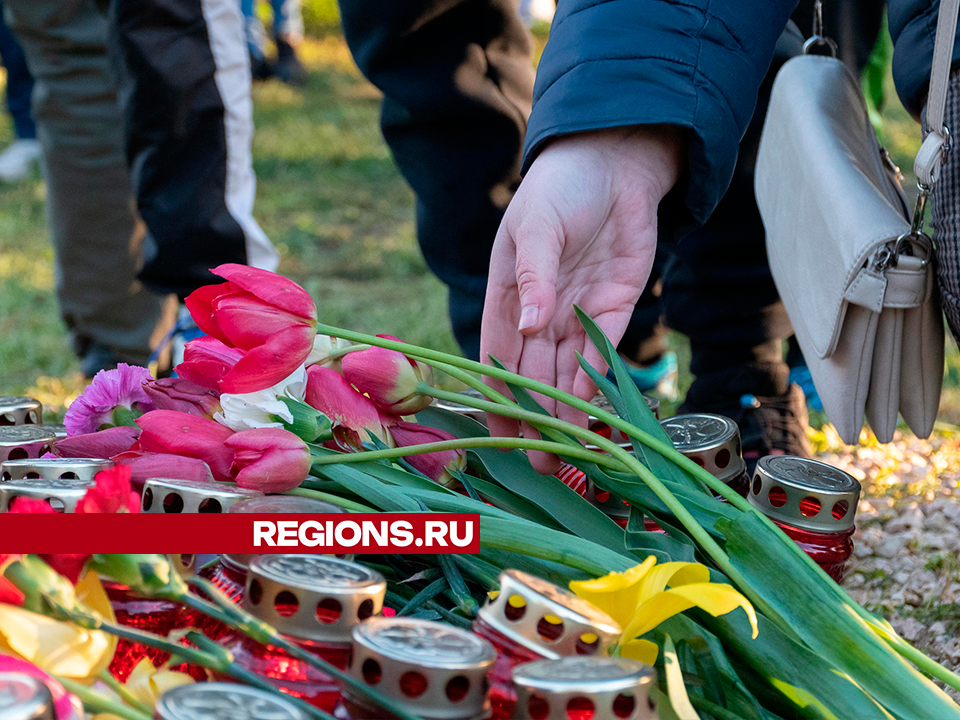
[930,70,960,342]
[3,0,174,367]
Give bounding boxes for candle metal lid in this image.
[225,496,346,569]
[0,427,56,464]
[659,414,745,483]
[749,456,861,532]
[477,570,621,659]
[154,682,308,720]
[1,458,111,484]
[432,389,488,425]
[245,555,385,643]
[512,657,657,720]
[348,617,496,720]
[0,476,93,512]
[141,478,262,514]
[35,425,67,441]
[0,673,55,720]
[169,554,197,578]
[0,397,42,426]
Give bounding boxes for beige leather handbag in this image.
[756,0,956,444]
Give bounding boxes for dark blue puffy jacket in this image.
[522,0,797,233]
[890,0,960,117]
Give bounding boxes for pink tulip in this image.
[55,426,140,459]
[184,264,317,394]
[111,451,215,489]
[225,427,311,492]
[134,410,235,481]
[389,421,466,487]
[175,335,244,391]
[142,376,222,417]
[305,366,395,451]
[341,335,434,415]
[0,654,82,719]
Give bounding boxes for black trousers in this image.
[338,0,882,409]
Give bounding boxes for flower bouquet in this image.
[2,264,960,720]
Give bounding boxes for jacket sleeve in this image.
[523,0,797,234]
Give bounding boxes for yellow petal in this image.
[663,635,700,720]
[92,715,127,720]
[620,638,659,665]
[0,605,113,681]
[637,562,710,603]
[126,658,158,705]
[622,583,758,641]
[150,670,194,700]
[76,571,117,625]
[569,557,656,627]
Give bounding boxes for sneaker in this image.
[274,37,307,87]
[148,305,205,376]
[608,351,679,400]
[250,52,274,82]
[80,342,123,379]
[737,383,813,471]
[0,139,41,182]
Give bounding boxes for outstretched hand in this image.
[480,126,684,473]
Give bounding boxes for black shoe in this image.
[274,37,307,86]
[737,383,813,471]
[250,53,274,82]
[79,343,122,379]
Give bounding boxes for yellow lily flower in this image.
[0,570,117,683]
[92,658,195,720]
[570,557,758,664]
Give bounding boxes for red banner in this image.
[0,513,480,554]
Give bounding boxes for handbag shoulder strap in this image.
[915,0,960,186]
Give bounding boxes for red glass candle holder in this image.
[103,580,182,682]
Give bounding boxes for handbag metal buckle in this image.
[880,185,933,271]
[802,0,838,57]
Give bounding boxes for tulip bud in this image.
[175,336,245,391]
[340,335,434,415]
[305,334,353,372]
[86,554,190,599]
[134,410,235,482]
[224,427,312,493]
[389,420,467,487]
[142,377,222,418]
[55,426,140,459]
[305,366,395,451]
[111,451,215,489]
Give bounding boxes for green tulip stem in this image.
[98,671,153,714]
[56,675,152,720]
[184,579,423,720]
[307,435,630,472]
[284,486,376,512]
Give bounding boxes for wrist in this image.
[617,124,685,201]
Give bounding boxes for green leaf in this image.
[625,506,695,563]
[313,461,420,512]
[277,397,332,442]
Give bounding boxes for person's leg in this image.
[338,0,534,360]
[109,0,279,300]
[241,0,271,80]
[4,0,175,374]
[0,0,35,141]
[271,0,305,85]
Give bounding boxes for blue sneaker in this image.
[788,363,823,411]
[149,305,206,376]
[607,351,678,401]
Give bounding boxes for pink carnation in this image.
[64,364,156,436]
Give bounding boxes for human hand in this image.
[481,126,684,473]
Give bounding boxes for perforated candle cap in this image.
[1,458,111,484]
[0,427,56,464]
[659,414,746,484]
[141,477,262,514]
[34,425,67,441]
[154,682,309,720]
[0,476,93,512]
[0,672,56,720]
[0,396,42,426]
[245,555,386,643]
[477,570,621,659]
[225,496,346,569]
[432,389,488,426]
[347,617,496,720]
[749,456,861,532]
[584,392,657,449]
[512,657,657,720]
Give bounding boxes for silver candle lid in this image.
[587,393,659,447]
[245,555,386,643]
[477,570,621,659]
[0,427,56,464]
[1,458,112,483]
[512,658,657,720]
[347,617,496,720]
[749,456,861,533]
[0,397,42,426]
[34,425,67,441]
[0,476,93,512]
[225,496,347,570]
[141,478,262,513]
[169,554,197,578]
[659,414,746,483]
[432,389,488,426]
[154,682,309,720]
[0,673,56,720]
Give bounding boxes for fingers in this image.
[516,333,562,475]
[513,217,562,336]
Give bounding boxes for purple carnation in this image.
[64,363,157,436]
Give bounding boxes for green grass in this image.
[1,32,959,429]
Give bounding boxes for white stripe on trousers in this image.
[199,0,279,272]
